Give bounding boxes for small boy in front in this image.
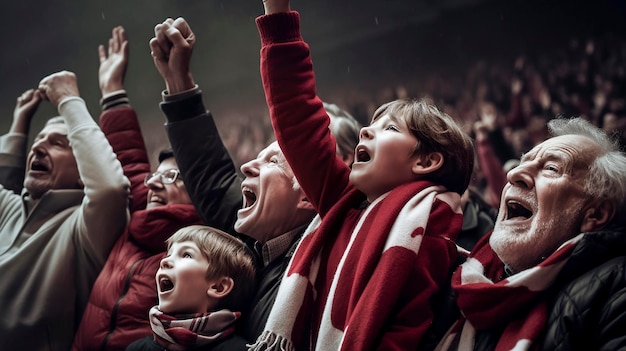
[248,1,475,350]
[127,225,256,351]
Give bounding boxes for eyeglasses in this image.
[144,169,182,186]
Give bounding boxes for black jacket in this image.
[160,89,306,350]
[161,90,242,236]
[126,334,247,351]
[541,229,626,350]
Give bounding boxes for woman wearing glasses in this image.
[72,27,205,351]
[144,160,190,210]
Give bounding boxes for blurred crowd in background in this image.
[218,32,626,208]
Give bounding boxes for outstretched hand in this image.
[149,17,196,94]
[98,26,129,96]
[11,89,43,134]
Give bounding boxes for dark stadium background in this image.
[1,0,624,163]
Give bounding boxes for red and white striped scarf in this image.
[436,232,584,351]
[148,306,239,351]
[250,181,462,351]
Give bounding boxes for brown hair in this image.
[166,225,256,312]
[372,98,474,195]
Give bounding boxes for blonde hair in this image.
[372,98,475,195]
[166,225,256,312]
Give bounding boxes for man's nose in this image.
[241,160,260,177]
[506,163,534,189]
[31,140,48,156]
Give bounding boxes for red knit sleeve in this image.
[257,12,353,217]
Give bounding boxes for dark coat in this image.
[162,90,306,349]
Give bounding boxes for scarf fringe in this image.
[248,330,295,351]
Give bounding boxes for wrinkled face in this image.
[157,241,215,314]
[145,158,192,210]
[235,141,309,243]
[490,135,602,272]
[24,123,81,200]
[350,114,420,201]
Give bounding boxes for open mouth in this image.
[506,200,533,220]
[31,160,49,172]
[242,187,257,208]
[149,195,165,205]
[356,147,371,162]
[159,277,174,293]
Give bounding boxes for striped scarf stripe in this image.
[250,182,462,350]
[149,306,239,351]
[436,233,584,351]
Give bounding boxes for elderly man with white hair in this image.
[437,117,626,351]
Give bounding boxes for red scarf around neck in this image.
[436,232,584,351]
[251,181,462,351]
[149,306,240,351]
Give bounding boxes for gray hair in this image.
[548,117,626,223]
[324,102,361,162]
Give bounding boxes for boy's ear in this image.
[580,199,615,233]
[206,277,234,299]
[412,152,444,175]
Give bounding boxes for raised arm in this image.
[0,89,42,193]
[98,25,150,212]
[149,18,241,235]
[38,71,130,264]
[149,17,195,95]
[256,4,352,216]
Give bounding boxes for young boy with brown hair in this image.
[127,225,256,351]
[248,1,475,350]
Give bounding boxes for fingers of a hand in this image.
[110,33,118,54]
[164,24,189,48]
[172,18,192,37]
[36,83,48,100]
[98,44,107,63]
[116,26,128,54]
[149,38,166,61]
[154,23,172,55]
[34,89,46,101]
[116,26,127,42]
[31,89,42,102]
[172,18,196,46]
[38,77,48,91]
[16,89,33,105]
[113,26,122,42]
[24,90,42,107]
[120,40,129,58]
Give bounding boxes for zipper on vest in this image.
[101,258,144,351]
